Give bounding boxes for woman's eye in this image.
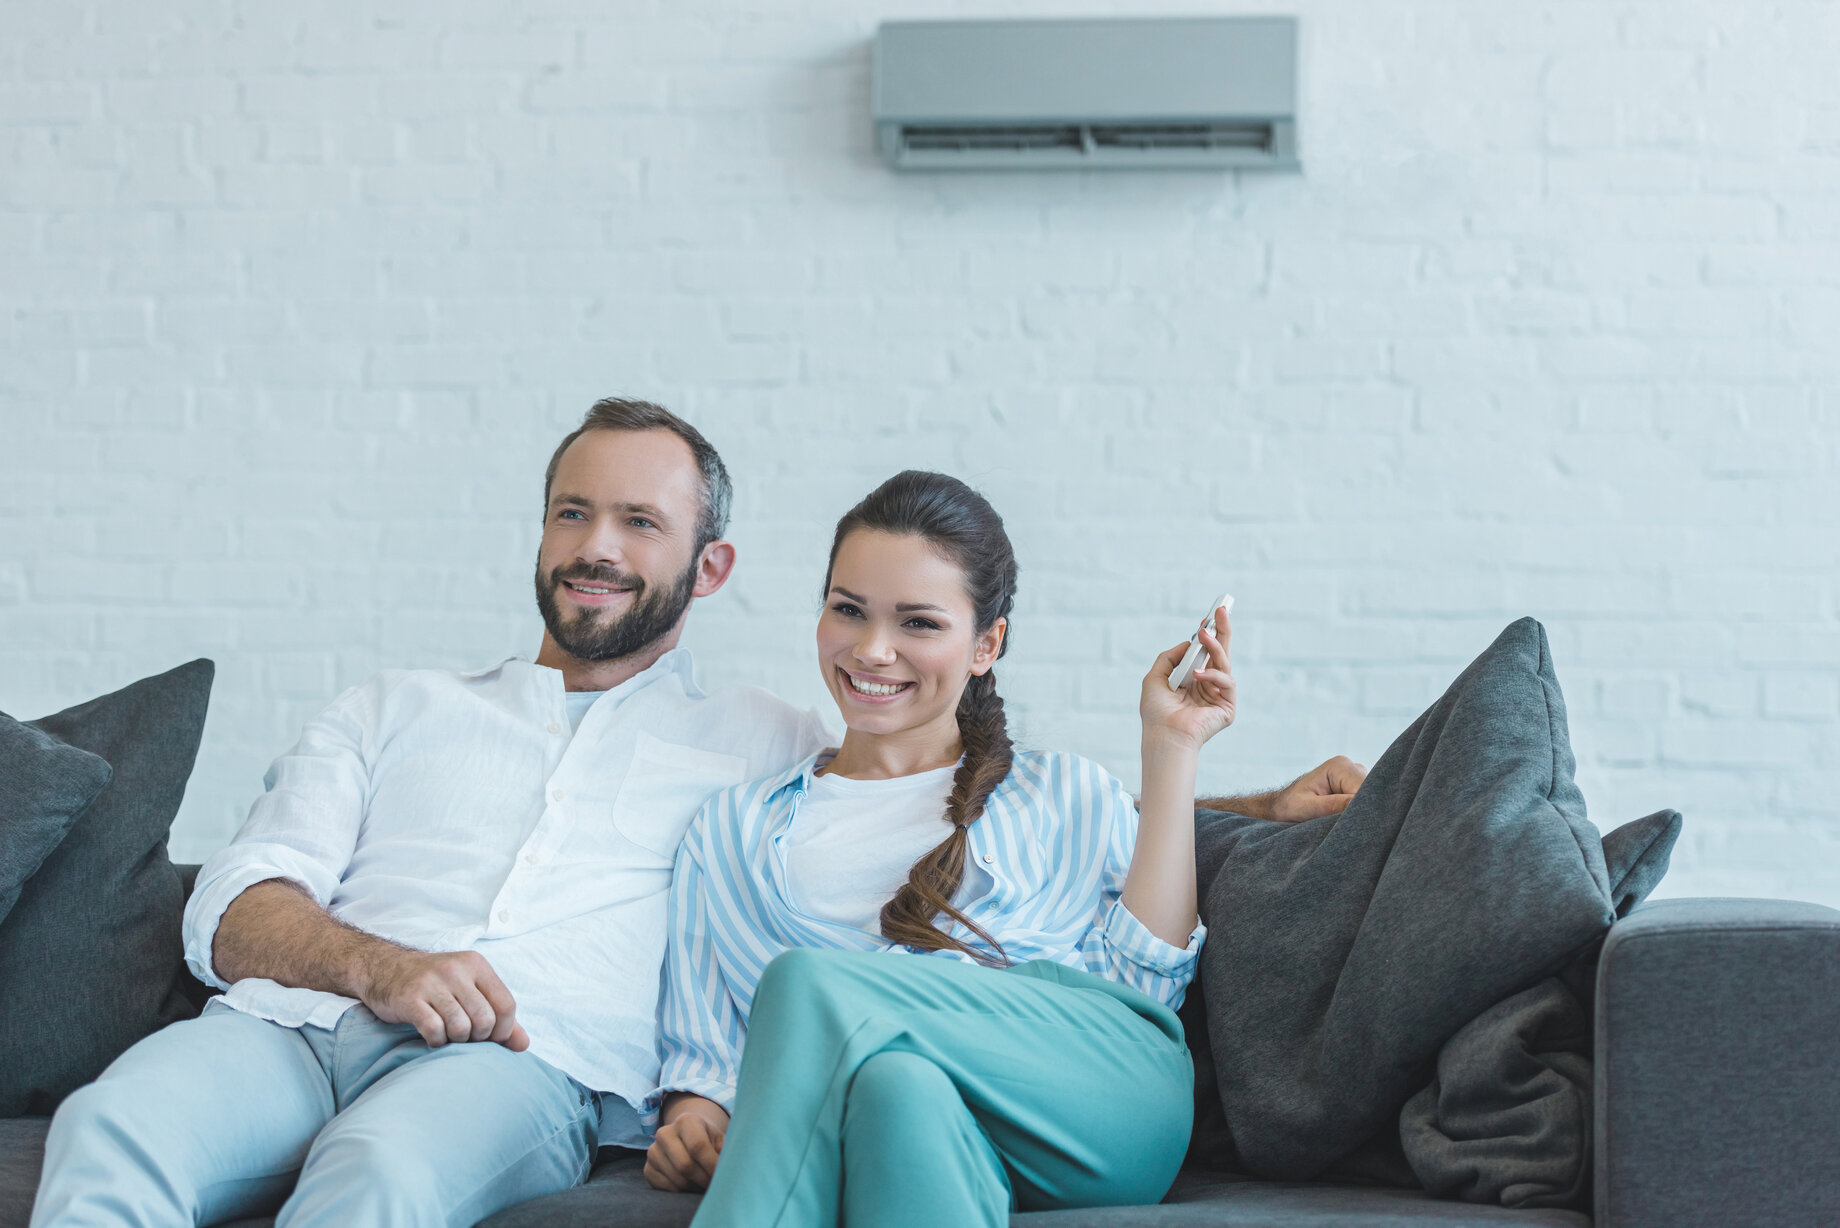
[905,618,941,631]
[831,602,862,617]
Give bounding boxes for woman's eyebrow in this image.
[829,586,948,615]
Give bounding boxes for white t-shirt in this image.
[784,762,962,933]
[564,688,605,733]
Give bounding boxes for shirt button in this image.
[524,852,539,866]
[981,854,994,864]
[551,788,565,802]
[546,722,561,735]
[498,909,510,923]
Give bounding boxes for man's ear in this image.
[691,540,737,598]
[970,618,1006,676]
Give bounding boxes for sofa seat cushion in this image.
[0,1141,1590,1228]
[0,1117,47,1228]
[474,1153,1593,1227]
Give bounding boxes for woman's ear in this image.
[970,618,1006,676]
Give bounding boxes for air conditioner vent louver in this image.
[896,122,1279,160]
[1089,123,1276,152]
[901,126,1086,154]
[874,17,1300,172]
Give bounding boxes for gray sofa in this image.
[2,875,1835,1228]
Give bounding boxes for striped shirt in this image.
[650,748,1205,1122]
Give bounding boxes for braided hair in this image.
[822,471,1018,966]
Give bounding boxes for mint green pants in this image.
[691,949,1194,1228]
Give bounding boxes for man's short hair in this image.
[542,398,734,552]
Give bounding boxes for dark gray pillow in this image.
[1601,809,1682,918]
[1190,617,1614,1180]
[0,718,112,929]
[0,660,213,1117]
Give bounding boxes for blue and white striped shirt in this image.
[650,748,1205,1122]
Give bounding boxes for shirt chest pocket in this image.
[608,733,749,862]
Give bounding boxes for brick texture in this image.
[2,0,1836,904]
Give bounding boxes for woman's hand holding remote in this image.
[1139,607,1236,752]
[1123,606,1236,948]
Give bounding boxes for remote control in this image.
[1168,593,1235,691]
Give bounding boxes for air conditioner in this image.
[872,16,1299,172]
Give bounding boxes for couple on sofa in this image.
[31,400,1366,1228]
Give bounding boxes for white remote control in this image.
[1168,593,1235,691]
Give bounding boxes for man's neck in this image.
[534,629,683,693]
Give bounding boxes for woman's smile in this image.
[838,668,915,702]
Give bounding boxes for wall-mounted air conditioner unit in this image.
[872,16,1299,172]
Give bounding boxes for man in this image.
[33,399,1364,1227]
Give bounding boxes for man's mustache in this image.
[550,564,645,593]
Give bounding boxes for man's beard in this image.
[534,556,699,663]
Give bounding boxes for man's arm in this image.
[1197,756,1368,823]
[214,877,528,1051]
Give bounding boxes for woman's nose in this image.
[854,634,896,664]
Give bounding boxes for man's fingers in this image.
[474,961,519,1023]
[503,1023,531,1052]
[1295,791,1355,820]
[409,1004,448,1049]
[449,982,498,1043]
[428,990,472,1045]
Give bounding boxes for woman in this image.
[644,470,1237,1227]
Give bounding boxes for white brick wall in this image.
[4,0,1837,904]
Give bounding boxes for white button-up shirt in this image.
[181,649,829,1144]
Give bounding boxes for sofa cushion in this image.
[1189,617,1616,1182]
[469,1153,1590,1227]
[0,718,112,929]
[0,661,214,1117]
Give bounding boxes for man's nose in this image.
[576,518,625,568]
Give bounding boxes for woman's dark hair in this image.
[822,470,1018,966]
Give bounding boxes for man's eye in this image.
[630,518,655,529]
[559,510,585,521]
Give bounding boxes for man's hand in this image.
[357,948,530,1051]
[1267,755,1367,822]
[1197,755,1368,823]
[646,1093,730,1193]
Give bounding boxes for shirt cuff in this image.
[181,847,342,990]
[640,1077,739,1136]
[1103,896,1205,977]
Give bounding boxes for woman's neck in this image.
[822,722,962,781]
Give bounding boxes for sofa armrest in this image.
[1595,897,1840,1228]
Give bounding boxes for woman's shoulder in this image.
[691,754,821,844]
[1001,749,1129,807]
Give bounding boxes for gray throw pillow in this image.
[1189,617,1614,1181]
[0,660,214,1117]
[0,719,112,929]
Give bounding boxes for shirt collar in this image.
[457,646,700,693]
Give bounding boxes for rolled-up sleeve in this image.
[646,802,749,1130]
[181,683,373,990]
[1077,768,1205,1008]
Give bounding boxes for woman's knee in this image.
[753,947,856,1024]
[845,1052,959,1132]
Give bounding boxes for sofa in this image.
[2,866,1836,1228]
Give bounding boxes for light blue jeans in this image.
[31,1000,603,1228]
